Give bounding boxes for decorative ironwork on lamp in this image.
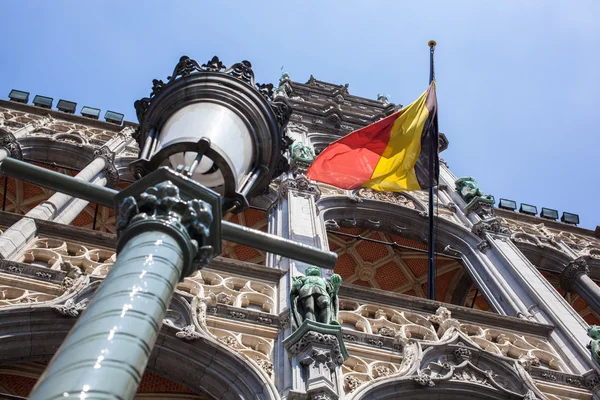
[131,55,293,212]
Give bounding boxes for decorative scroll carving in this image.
[279,175,321,200]
[0,128,22,159]
[93,146,119,187]
[52,298,89,317]
[175,324,203,341]
[472,218,511,238]
[356,188,419,210]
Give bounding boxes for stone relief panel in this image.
[0,285,56,306]
[178,269,276,315]
[337,304,568,396]
[20,237,116,278]
[209,327,275,380]
[501,217,600,258]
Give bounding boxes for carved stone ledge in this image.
[209,303,279,327]
[472,218,511,238]
[0,260,66,284]
[279,175,321,201]
[531,366,600,389]
[464,197,496,219]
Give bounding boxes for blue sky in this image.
[1,1,598,229]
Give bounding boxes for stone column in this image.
[29,180,215,400]
[485,230,595,374]
[0,128,133,260]
[561,257,600,316]
[269,173,330,398]
[52,174,108,225]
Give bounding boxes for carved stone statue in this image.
[290,141,316,164]
[455,177,494,204]
[588,325,600,365]
[290,266,342,330]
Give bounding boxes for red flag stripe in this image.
[306,111,401,189]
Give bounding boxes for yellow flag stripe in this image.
[363,88,430,192]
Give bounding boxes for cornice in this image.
[496,208,596,238]
[0,100,137,132]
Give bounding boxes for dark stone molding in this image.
[0,260,65,284]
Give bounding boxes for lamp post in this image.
[15,55,337,400]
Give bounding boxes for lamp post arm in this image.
[0,156,117,207]
[0,157,338,269]
[221,221,337,269]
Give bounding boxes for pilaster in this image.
[283,320,348,400]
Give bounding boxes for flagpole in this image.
[427,40,437,301]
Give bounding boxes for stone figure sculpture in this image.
[290,266,342,330]
[455,177,494,204]
[588,325,600,365]
[290,141,316,164]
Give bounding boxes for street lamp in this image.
[130,55,291,212]
[11,55,334,400]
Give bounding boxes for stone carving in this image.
[175,324,203,341]
[413,372,435,386]
[218,335,238,349]
[290,266,342,329]
[280,174,321,200]
[560,257,589,291]
[60,261,83,291]
[216,292,234,305]
[256,357,273,377]
[52,298,89,317]
[453,347,473,363]
[0,128,23,159]
[338,302,566,372]
[587,325,600,365]
[290,140,316,164]
[472,218,511,238]
[356,188,419,210]
[93,146,119,187]
[518,354,541,372]
[344,375,362,392]
[116,180,214,270]
[288,330,346,366]
[455,177,494,204]
[377,94,390,106]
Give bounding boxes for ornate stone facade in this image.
[0,72,597,400]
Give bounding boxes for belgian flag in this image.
[306,82,439,192]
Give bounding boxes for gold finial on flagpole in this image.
[428,40,437,47]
